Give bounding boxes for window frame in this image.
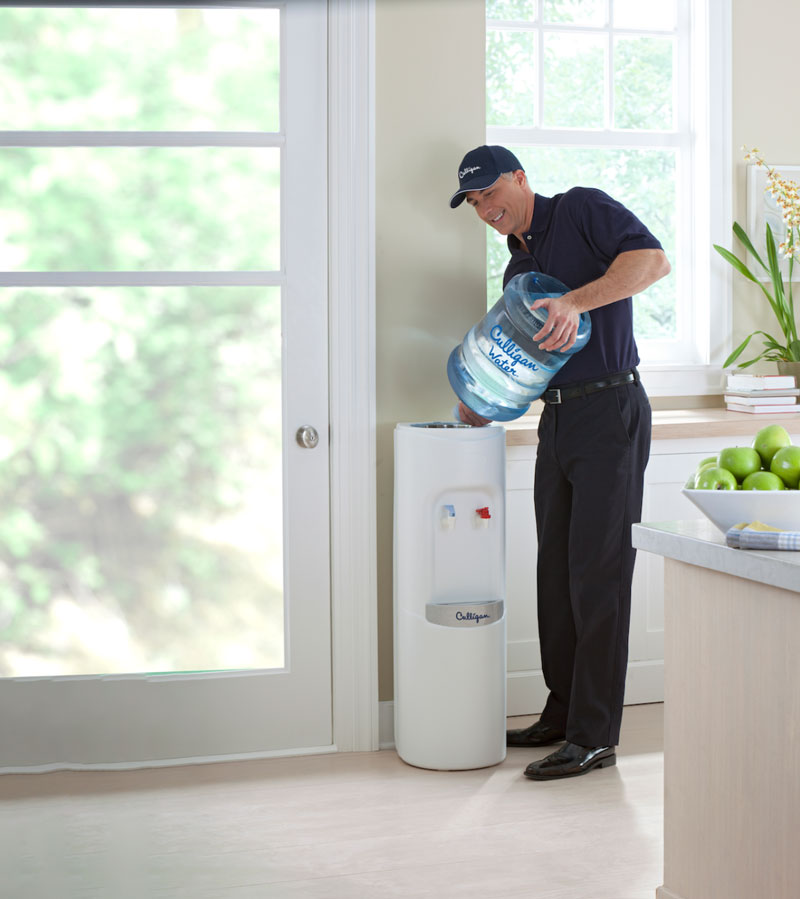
[486,0,732,398]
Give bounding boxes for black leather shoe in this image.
[523,742,616,780]
[506,720,566,748]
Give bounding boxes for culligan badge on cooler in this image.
[447,271,591,421]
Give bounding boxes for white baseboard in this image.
[380,659,664,747]
[0,743,340,775]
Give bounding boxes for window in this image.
[0,5,301,677]
[486,0,731,395]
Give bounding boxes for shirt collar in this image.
[506,193,552,253]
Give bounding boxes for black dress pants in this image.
[533,378,651,748]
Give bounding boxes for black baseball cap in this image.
[449,145,524,208]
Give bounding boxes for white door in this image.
[0,3,331,768]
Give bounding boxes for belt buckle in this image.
[548,387,561,405]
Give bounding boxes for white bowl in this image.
[682,488,800,534]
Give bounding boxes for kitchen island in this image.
[632,519,800,899]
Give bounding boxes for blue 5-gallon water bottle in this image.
[447,271,592,421]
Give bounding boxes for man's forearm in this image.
[565,249,671,314]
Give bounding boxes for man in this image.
[450,145,670,781]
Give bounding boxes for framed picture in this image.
[746,162,800,282]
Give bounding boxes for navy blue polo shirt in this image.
[504,187,663,386]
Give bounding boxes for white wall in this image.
[375,0,485,699]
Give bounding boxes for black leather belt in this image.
[542,369,639,405]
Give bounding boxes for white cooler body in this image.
[393,422,506,770]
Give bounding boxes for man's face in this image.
[465,170,528,236]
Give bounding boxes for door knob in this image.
[296,425,319,449]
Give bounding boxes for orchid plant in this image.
[714,147,800,368]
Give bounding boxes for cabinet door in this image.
[505,446,548,716]
[625,448,719,704]
[631,453,704,658]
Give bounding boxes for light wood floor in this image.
[0,703,664,899]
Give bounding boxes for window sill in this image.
[638,364,725,398]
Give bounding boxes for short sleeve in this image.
[566,187,663,263]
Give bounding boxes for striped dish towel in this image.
[725,521,800,550]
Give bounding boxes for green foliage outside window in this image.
[0,8,284,676]
[543,0,606,26]
[543,33,605,129]
[0,7,279,130]
[615,37,673,131]
[486,30,536,127]
[0,285,284,675]
[487,0,536,21]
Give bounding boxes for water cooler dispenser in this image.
[393,421,506,770]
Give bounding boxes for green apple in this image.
[718,446,762,483]
[741,470,785,490]
[695,460,718,477]
[769,444,800,489]
[752,424,792,468]
[695,466,738,490]
[687,461,715,488]
[698,455,718,469]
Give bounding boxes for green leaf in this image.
[788,339,800,361]
[732,221,768,273]
[723,333,755,368]
[727,353,764,369]
[723,329,789,369]
[786,230,797,343]
[713,244,759,283]
[764,224,790,332]
[717,236,790,329]
[754,329,786,350]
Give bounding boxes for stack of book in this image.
[724,372,800,414]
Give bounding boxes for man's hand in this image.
[456,402,491,427]
[530,294,581,352]
[529,249,671,352]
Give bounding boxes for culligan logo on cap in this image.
[459,165,481,180]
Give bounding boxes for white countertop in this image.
[632,519,800,595]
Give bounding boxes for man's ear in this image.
[515,169,527,188]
